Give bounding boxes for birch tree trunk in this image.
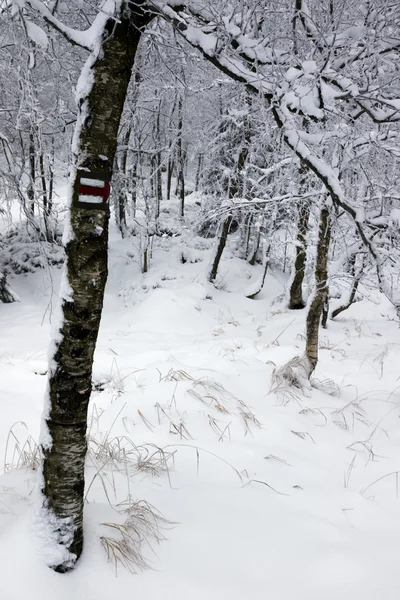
[305,203,331,375]
[40,4,151,573]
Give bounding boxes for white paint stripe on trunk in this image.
[80,178,105,187]
[79,195,103,203]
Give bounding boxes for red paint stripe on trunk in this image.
[79,183,110,199]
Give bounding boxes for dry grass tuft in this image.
[101,498,173,574]
[270,355,311,402]
[311,377,341,397]
[4,422,40,472]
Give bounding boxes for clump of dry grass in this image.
[331,397,371,432]
[4,422,40,472]
[100,498,173,574]
[311,377,341,397]
[270,355,311,402]
[88,435,176,479]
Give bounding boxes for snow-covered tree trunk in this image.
[40,4,151,573]
[305,203,331,375]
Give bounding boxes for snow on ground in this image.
[1,215,400,599]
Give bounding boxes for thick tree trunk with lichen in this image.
[305,204,331,375]
[41,5,150,573]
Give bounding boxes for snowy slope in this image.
[1,222,400,599]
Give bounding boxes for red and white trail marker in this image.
[78,176,110,205]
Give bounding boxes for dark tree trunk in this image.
[48,141,54,215]
[131,159,137,217]
[156,149,163,213]
[166,97,176,201]
[155,99,163,219]
[39,152,48,215]
[167,156,174,200]
[248,218,262,266]
[208,139,250,283]
[305,204,331,375]
[27,132,35,215]
[39,151,52,241]
[208,215,232,282]
[0,273,17,303]
[117,127,130,237]
[331,255,364,319]
[289,198,311,310]
[195,153,203,191]
[176,95,185,218]
[243,212,253,258]
[118,189,127,236]
[41,4,151,573]
[246,241,271,299]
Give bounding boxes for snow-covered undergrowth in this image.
[0,222,64,275]
[1,212,400,599]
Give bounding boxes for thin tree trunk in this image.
[305,203,331,375]
[39,152,48,214]
[208,215,233,283]
[243,212,253,258]
[39,151,51,240]
[155,99,163,218]
[166,97,177,201]
[246,241,271,299]
[117,128,130,237]
[118,189,127,235]
[248,217,262,265]
[48,137,54,215]
[131,158,137,218]
[331,255,364,319]
[195,153,202,190]
[156,150,162,213]
[167,156,174,200]
[208,141,249,283]
[289,197,311,310]
[27,132,35,215]
[176,95,185,218]
[0,273,18,303]
[40,5,151,573]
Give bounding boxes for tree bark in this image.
[39,151,52,241]
[331,255,364,319]
[40,3,151,573]
[117,127,130,237]
[131,158,137,217]
[48,136,54,215]
[305,203,331,375]
[208,215,233,282]
[27,132,35,215]
[195,153,202,191]
[176,95,185,218]
[0,273,17,303]
[289,174,311,310]
[208,136,250,283]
